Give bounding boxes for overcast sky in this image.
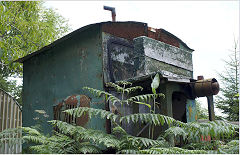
[45,1,239,115]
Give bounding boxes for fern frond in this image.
[23,135,46,144]
[112,125,128,136]
[124,86,143,94]
[74,126,121,148]
[29,144,51,154]
[117,149,139,154]
[64,107,119,122]
[83,87,121,104]
[48,120,76,135]
[164,126,188,140]
[132,136,162,148]
[78,143,102,154]
[133,101,151,109]
[105,82,125,93]
[120,113,175,126]
[83,87,110,97]
[51,120,120,149]
[115,81,132,86]
[22,127,40,136]
[106,82,143,94]
[140,147,208,154]
[127,93,165,103]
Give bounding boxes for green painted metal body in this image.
[22,24,105,134]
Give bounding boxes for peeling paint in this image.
[139,36,193,71]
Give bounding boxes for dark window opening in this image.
[172,92,187,123]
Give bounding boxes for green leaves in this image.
[49,120,120,151]
[151,73,160,94]
[105,82,143,94]
[164,127,188,141]
[120,113,175,126]
[0,1,70,77]
[83,87,121,105]
[64,107,119,122]
[128,93,165,103]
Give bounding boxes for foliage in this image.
[0,1,70,76]
[195,99,208,119]
[0,128,23,149]
[0,75,22,104]
[216,39,239,121]
[22,126,101,154]
[1,79,239,154]
[0,1,71,105]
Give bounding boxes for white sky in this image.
[45,1,239,116]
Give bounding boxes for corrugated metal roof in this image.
[14,21,194,63]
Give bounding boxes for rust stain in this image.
[102,22,181,48]
[53,95,90,127]
[195,114,198,120]
[65,95,78,106]
[76,95,90,127]
[194,78,220,97]
[147,27,180,48]
[188,106,192,118]
[102,22,147,41]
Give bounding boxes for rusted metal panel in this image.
[54,95,90,127]
[148,27,180,48]
[102,22,148,41]
[194,78,220,97]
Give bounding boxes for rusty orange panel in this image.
[53,95,90,127]
[147,27,180,48]
[102,22,148,40]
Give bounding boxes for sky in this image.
[45,1,239,115]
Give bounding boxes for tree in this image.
[0,1,71,104]
[195,99,208,120]
[216,39,239,121]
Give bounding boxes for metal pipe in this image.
[103,6,116,22]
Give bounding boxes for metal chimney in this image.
[103,6,116,22]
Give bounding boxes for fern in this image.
[0,128,23,149]
[78,142,101,154]
[115,81,132,86]
[139,147,208,154]
[112,125,128,136]
[50,120,121,149]
[117,149,139,154]
[106,82,142,94]
[64,107,119,122]
[127,93,165,103]
[215,140,239,154]
[120,113,175,126]
[163,120,239,143]
[83,87,121,105]
[164,126,188,141]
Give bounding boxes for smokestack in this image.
[103,6,116,22]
